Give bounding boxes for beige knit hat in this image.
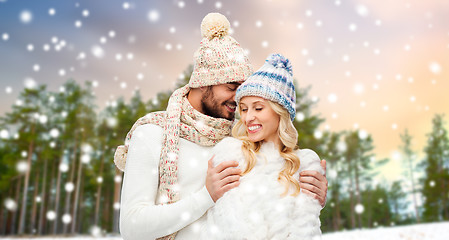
[189,13,253,88]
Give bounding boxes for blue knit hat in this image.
[235,53,296,121]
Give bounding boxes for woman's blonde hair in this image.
[232,100,301,196]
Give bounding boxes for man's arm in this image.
[299,160,328,207]
[119,125,215,239]
[206,157,241,202]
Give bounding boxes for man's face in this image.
[201,83,241,121]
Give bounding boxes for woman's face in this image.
[239,96,280,145]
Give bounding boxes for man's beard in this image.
[201,88,235,121]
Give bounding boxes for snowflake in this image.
[391,150,401,161]
[328,93,338,103]
[81,154,91,164]
[91,45,105,58]
[329,169,338,178]
[314,130,323,139]
[2,33,9,41]
[113,202,120,210]
[4,198,17,211]
[62,214,72,224]
[429,62,441,74]
[82,9,89,17]
[358,129,368,139]
[356,5,369,17]
[349,23,357,32]
[43,44,50,51]
[148,10,160,22]
[90,226,102,237]
[65,182,75,192]
[353,83,364,94]
[24,77,37,89]
[49,128,60,138]
[0,129,9,139]
[97,177,103,183]
[75,20,82,28]
[337,141,347,152]
[165,43,172,51]
[305,9,313,17]
[46,211,56,221]
[114,175,122,183]
[355,203,364,214]
[109,30,116,38]
[123,2,130,9]
[137,73,144,80]
[59,162,69,172]
[19,10,33,24]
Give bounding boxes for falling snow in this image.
[0,1,448,237]
[148,10,160,22]
[19,10,33,24]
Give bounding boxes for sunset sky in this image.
[1,0,448,183]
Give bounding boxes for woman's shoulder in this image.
[296,148,324,174]
[296,148,319,160]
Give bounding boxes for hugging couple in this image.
[114,13,328,240]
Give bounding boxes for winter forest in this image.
[1,0,449,239]
[1,71,449,237]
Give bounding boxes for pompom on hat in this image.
[235,53,296,121]
[189,13,253,88]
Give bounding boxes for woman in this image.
[202,54,323,239]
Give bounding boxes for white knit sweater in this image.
[120,124,215,240]
[201,137,323,240]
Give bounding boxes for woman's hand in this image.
[299,160,328,207]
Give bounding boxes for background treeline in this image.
[0,66,448,236]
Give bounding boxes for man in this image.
[115,13,328,240]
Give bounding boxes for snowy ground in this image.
[1,222,448,239]
[322,221,449,240]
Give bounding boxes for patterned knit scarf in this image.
[114,84,233,239]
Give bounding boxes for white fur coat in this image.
[201,137,324,240]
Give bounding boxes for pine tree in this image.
[341,130,382,229]
[399,129,421,222]
[319,132,344,231]
[0,85,51,235]
[293,85,325,153]
[421,114,449,221]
